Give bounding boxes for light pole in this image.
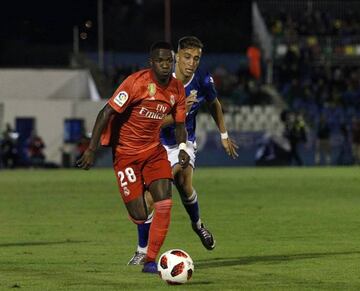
[164,0,171,43]
[73,25,79,55]
[98,0,104,71]
[72,0,104,71]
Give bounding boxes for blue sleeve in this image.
[203,72,217,103]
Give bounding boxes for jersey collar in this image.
[172,72,194,88]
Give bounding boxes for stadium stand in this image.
[255,0,360,165]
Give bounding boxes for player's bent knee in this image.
[125,197,148,223]
[144,190,154,211]
[126,208,148,223]
[176,184,193,198]
[128,215,146,225]
[149,179,172,202]
[174,177,192,196]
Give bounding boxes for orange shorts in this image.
[112,144,172,203]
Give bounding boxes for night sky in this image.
[0,0,251,66]
[0,0,97,44]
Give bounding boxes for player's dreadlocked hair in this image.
[150,41,173,55]
[178,36,203,51]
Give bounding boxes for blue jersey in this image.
[160,69,217,145]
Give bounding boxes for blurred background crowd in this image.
[1,0,360,168]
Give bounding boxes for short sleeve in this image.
[203,72,217,103]
[108,75,136,113]
[173,82,186,123]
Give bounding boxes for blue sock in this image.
[137,223,150,248]
[182,190,200,225]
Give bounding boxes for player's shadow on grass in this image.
[196,250,360,269]
[0,239,89,247]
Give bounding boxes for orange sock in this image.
[146,199,172,262]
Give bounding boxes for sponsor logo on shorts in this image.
[114,91,128,107]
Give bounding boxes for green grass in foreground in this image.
[0,167,360,290]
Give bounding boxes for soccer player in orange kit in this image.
[128,36,239,266]
[77,41,190,274]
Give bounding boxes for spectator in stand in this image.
[246,42,262,81]
[337,122,352,165]
[282,110,307,166]
[0,124,18,169]
[27,131,46,168]
[315,114,331,165]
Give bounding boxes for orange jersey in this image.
[101,69,186,155]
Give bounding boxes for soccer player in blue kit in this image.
[128,36,238,265]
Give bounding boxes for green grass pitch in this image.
[1,167,360,290]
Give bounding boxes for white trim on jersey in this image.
[172,72,195,89]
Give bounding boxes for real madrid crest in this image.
[170,95,175,106]
[148,83,156,97]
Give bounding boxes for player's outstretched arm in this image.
[220,134,239,159]
[175,122,190,168]
[207,98,239,159]
[76,104,116,170]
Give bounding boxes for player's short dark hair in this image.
[150,41,173,55]
[178,36,203,51]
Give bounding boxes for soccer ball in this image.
[158,249,194,285]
